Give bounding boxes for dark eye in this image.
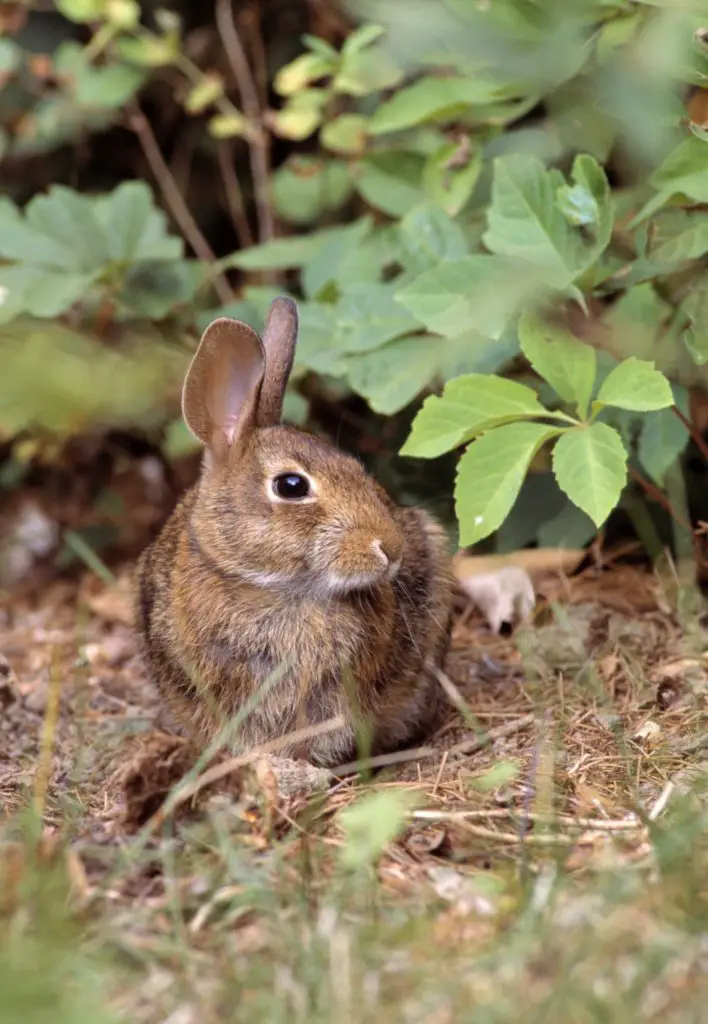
[272,473,311,500]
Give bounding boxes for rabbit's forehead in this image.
[253,428,366,483]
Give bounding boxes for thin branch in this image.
[628,465,692,532]
[217,140,254,250]
[672,404,708,464]
[215,0,274,245]
[128,103,234,305]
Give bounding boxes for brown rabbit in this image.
[135,298,455,766]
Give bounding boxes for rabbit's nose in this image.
[371,539,391,565]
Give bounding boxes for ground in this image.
[1,556,707,1023]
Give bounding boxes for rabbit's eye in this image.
[272,473,311,500]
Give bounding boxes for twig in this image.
[672,404,708,464]
[453,821,578,846]
[215,0,274,245]
[412,809,642,832]
[449,713,535,757]
[333,714,536,774]
[127,103,234,305]
[217,140,254,250]
[628,465,692,532]
[149,715,345,826]
[648,780,675,822]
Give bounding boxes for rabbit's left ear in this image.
[257,297,299,427]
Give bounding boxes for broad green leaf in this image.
[354,153,426,217]
[552,423,627,527]
[398,204,468,273]
[401,373,546,459]
[0,199,69,268]
[369,75,504,135]
[223,233,330,271]
[74,61,146,109]
[302,217,373,298]
[651,216,708,263]
[333,46,402,97]
[396,255,539,340]
[320,114,368,155]
[556,183,598,227]
[118,260,201,319]
[423,142,482,216]
[638,386,690,486]
[456,421,561,546]
[0,265,98,320]
[632,136,708,223]
[94,181,183,263]
[682,281,708,366]
[346,334,439,413]
[518,312,596,417]
[271,89,327,141]
[272,156,353,225]
[25,187,110,271]
[334,283,421,353]
[595,357,673,412]
[483,154,611,288]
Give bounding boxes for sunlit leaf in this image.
[552,423,627,527]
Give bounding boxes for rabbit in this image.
[135,297,455,767]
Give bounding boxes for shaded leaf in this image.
[354,152,426,217]
[347,334,440,413]
[398,204,469,273]
[320,114,369,155]
[369,75,504,135]
[638,385,690,486]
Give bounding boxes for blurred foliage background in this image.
[2,0,708,578]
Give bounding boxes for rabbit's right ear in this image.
[181,318,265,461]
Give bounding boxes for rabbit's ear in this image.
[182,318,264,459]
[257,297,299,427]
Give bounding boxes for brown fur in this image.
[135,300,454,767]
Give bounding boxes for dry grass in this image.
[1,559,707,1023]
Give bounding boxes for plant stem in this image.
[215,0,274,246]
[127,103,234,305]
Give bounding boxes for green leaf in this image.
[118,260,201,319]
[638,386,690,487]
[483,154,611,288]
[320,113,368,155]
[369,75,504,135]
[423,142,482,216]
[271,90,327,140]
[354,153,426,218]
[224,233,329,272]
[342,23,386,55]
[74,61,146,109]
[595,357,673,412]
[633,136,708,223]
[93,181,183,263]
[0,199,69,268]
[274,53,335,96]
[346,334,440,414]
[518,312,596,418]
[272,156,353,226]
[25,186,110,272]
[56,0,104,22]
[302,217,373,298]
[332,46,402,97]
[401,373,547,459]
[552,423,627,527]
[183,73,224,113]
[334,283,421,353]
[456,421,561,546]
[339,790,416,869]
[396,255,538,340]
[398,204,469,273]
[0,264,99,321]
[651,216,708,263]
[208,112,248,139]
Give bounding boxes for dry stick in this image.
[217,140,254,250]
[333,713,535,774]
[128,103,234,305]
[215,0,274,245]
[412,808,642,832]
[148,715,345,828]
